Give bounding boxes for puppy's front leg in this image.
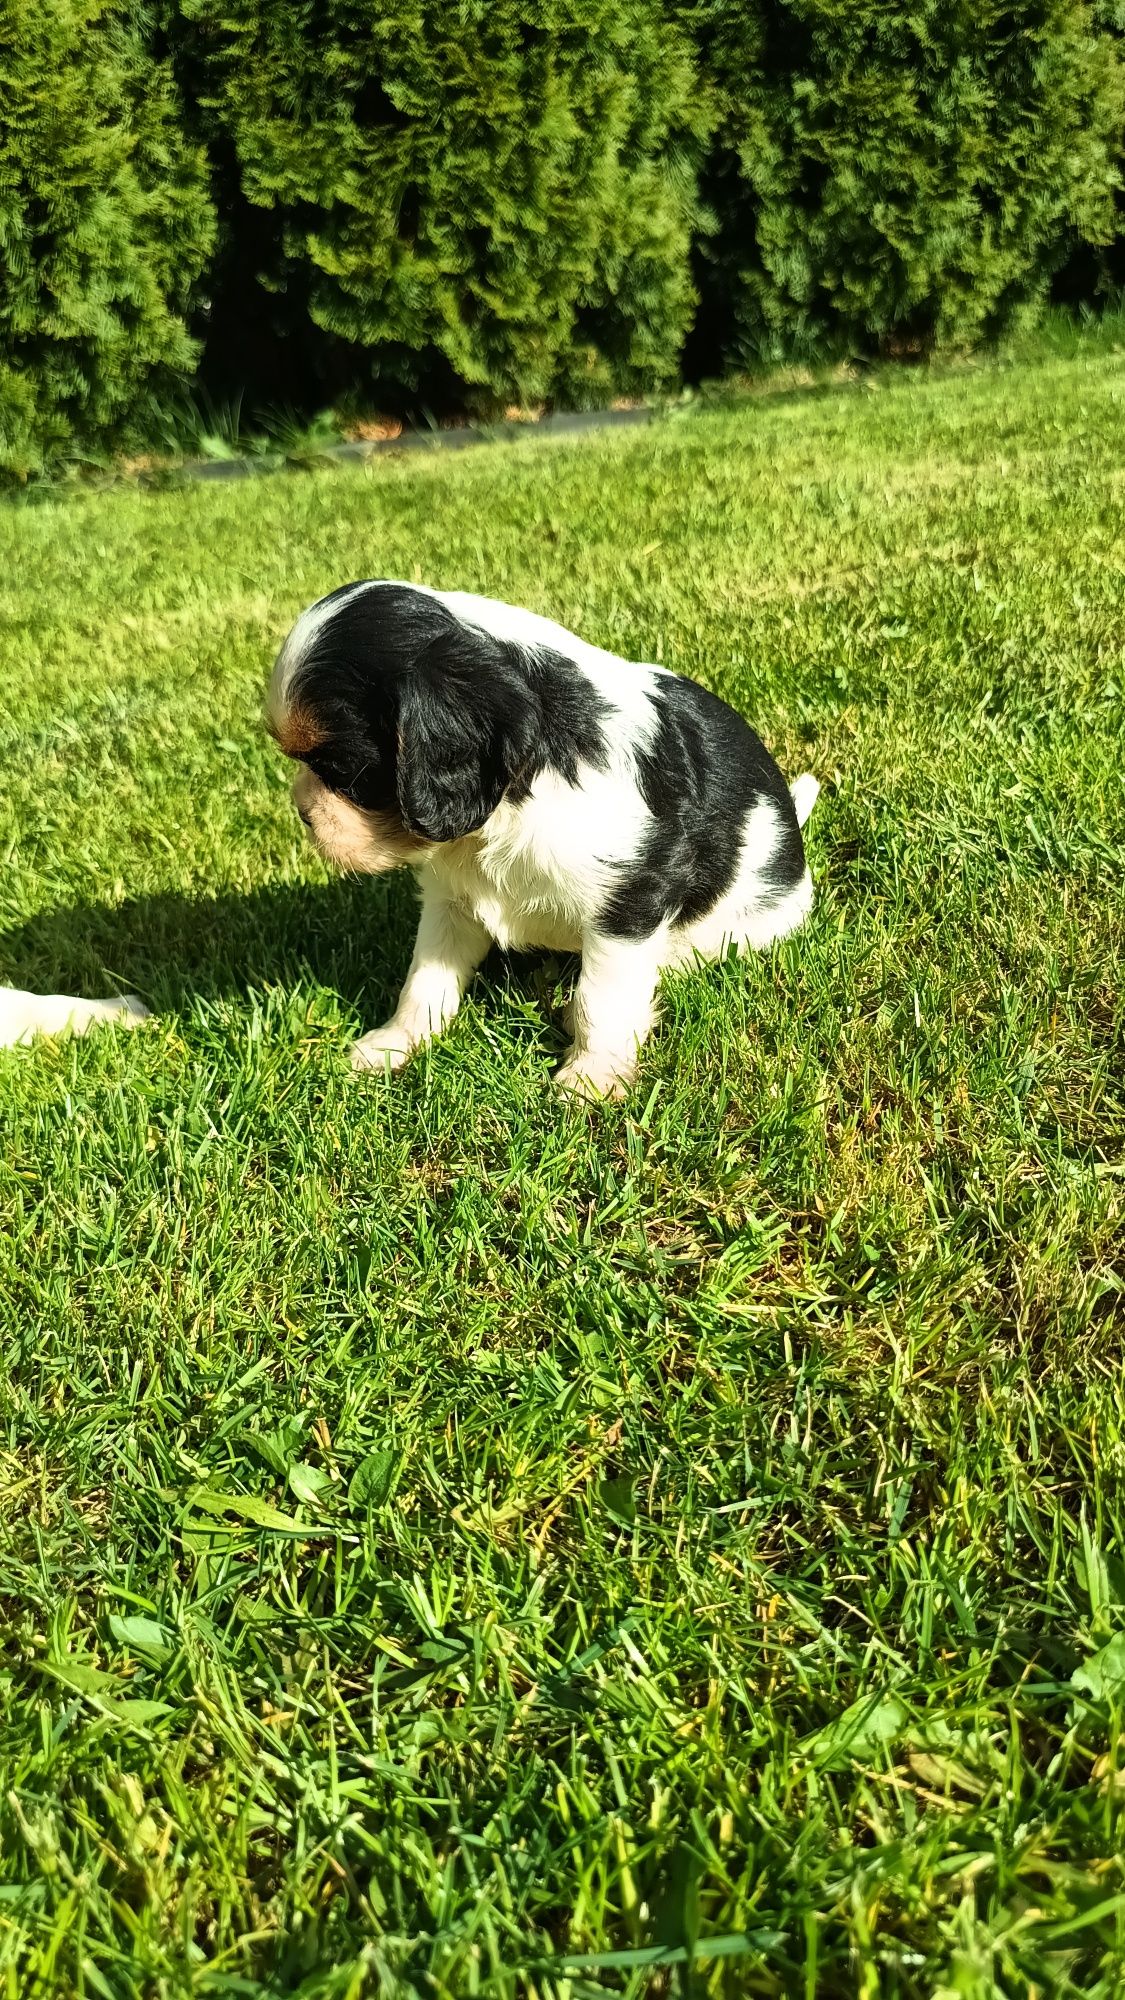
[350,888,491,1073]
[556,930,666,1101]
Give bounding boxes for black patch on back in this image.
[286,583,609,840]
[598,674,806,941]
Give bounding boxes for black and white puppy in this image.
[267,582,818,1097]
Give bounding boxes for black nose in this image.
[298,806,313,827]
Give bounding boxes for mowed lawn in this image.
[1,333,1123,1999]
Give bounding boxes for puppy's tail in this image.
[790,772,820,829]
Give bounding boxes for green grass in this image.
[1,328,1123,2000]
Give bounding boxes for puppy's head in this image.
[266,583,534,872]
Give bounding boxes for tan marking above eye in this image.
[269,704,327,759]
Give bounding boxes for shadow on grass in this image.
[0,875,416,1018]
[0,873,569,1028]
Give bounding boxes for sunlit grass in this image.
[1,328,1123,1997]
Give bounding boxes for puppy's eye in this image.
[307,754,344,788]
[308,753,365,800]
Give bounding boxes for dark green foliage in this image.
[1055,0,1125,303]
[0,0,216,477]
[689,0,1125,370]
[3,0,1125,469]
[177,0,706,412]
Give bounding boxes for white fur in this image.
[556,927,669,1099]
[790,772,820,828]
[433,762,652,955]
[268,581,376,721]
[0,985,149,1049]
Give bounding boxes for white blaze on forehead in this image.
[267,581,377,732]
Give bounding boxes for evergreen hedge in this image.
[0,0,215,478]
[689,0,1125,370]
[1,0,1123,473]
[1054,0,1125,303]
[176,0,706,412]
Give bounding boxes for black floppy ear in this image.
[395,635,522,843]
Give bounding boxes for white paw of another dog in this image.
[105,994,150,1028]
[0,988,151,1048]
[554,1051,635,1102]
[349,1024,416,1074]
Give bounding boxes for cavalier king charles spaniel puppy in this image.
[267,582,818,1098]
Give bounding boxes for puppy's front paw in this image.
[349,1024,417,1074]
[554,1051,634,1102]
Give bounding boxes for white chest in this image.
[428,792,599,954]
[470,894,582,953]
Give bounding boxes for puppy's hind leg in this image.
[349,887,491,1073]
[555,930,666,1101]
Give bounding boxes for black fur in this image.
[598,674,806,941]
[288,584,609,842]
